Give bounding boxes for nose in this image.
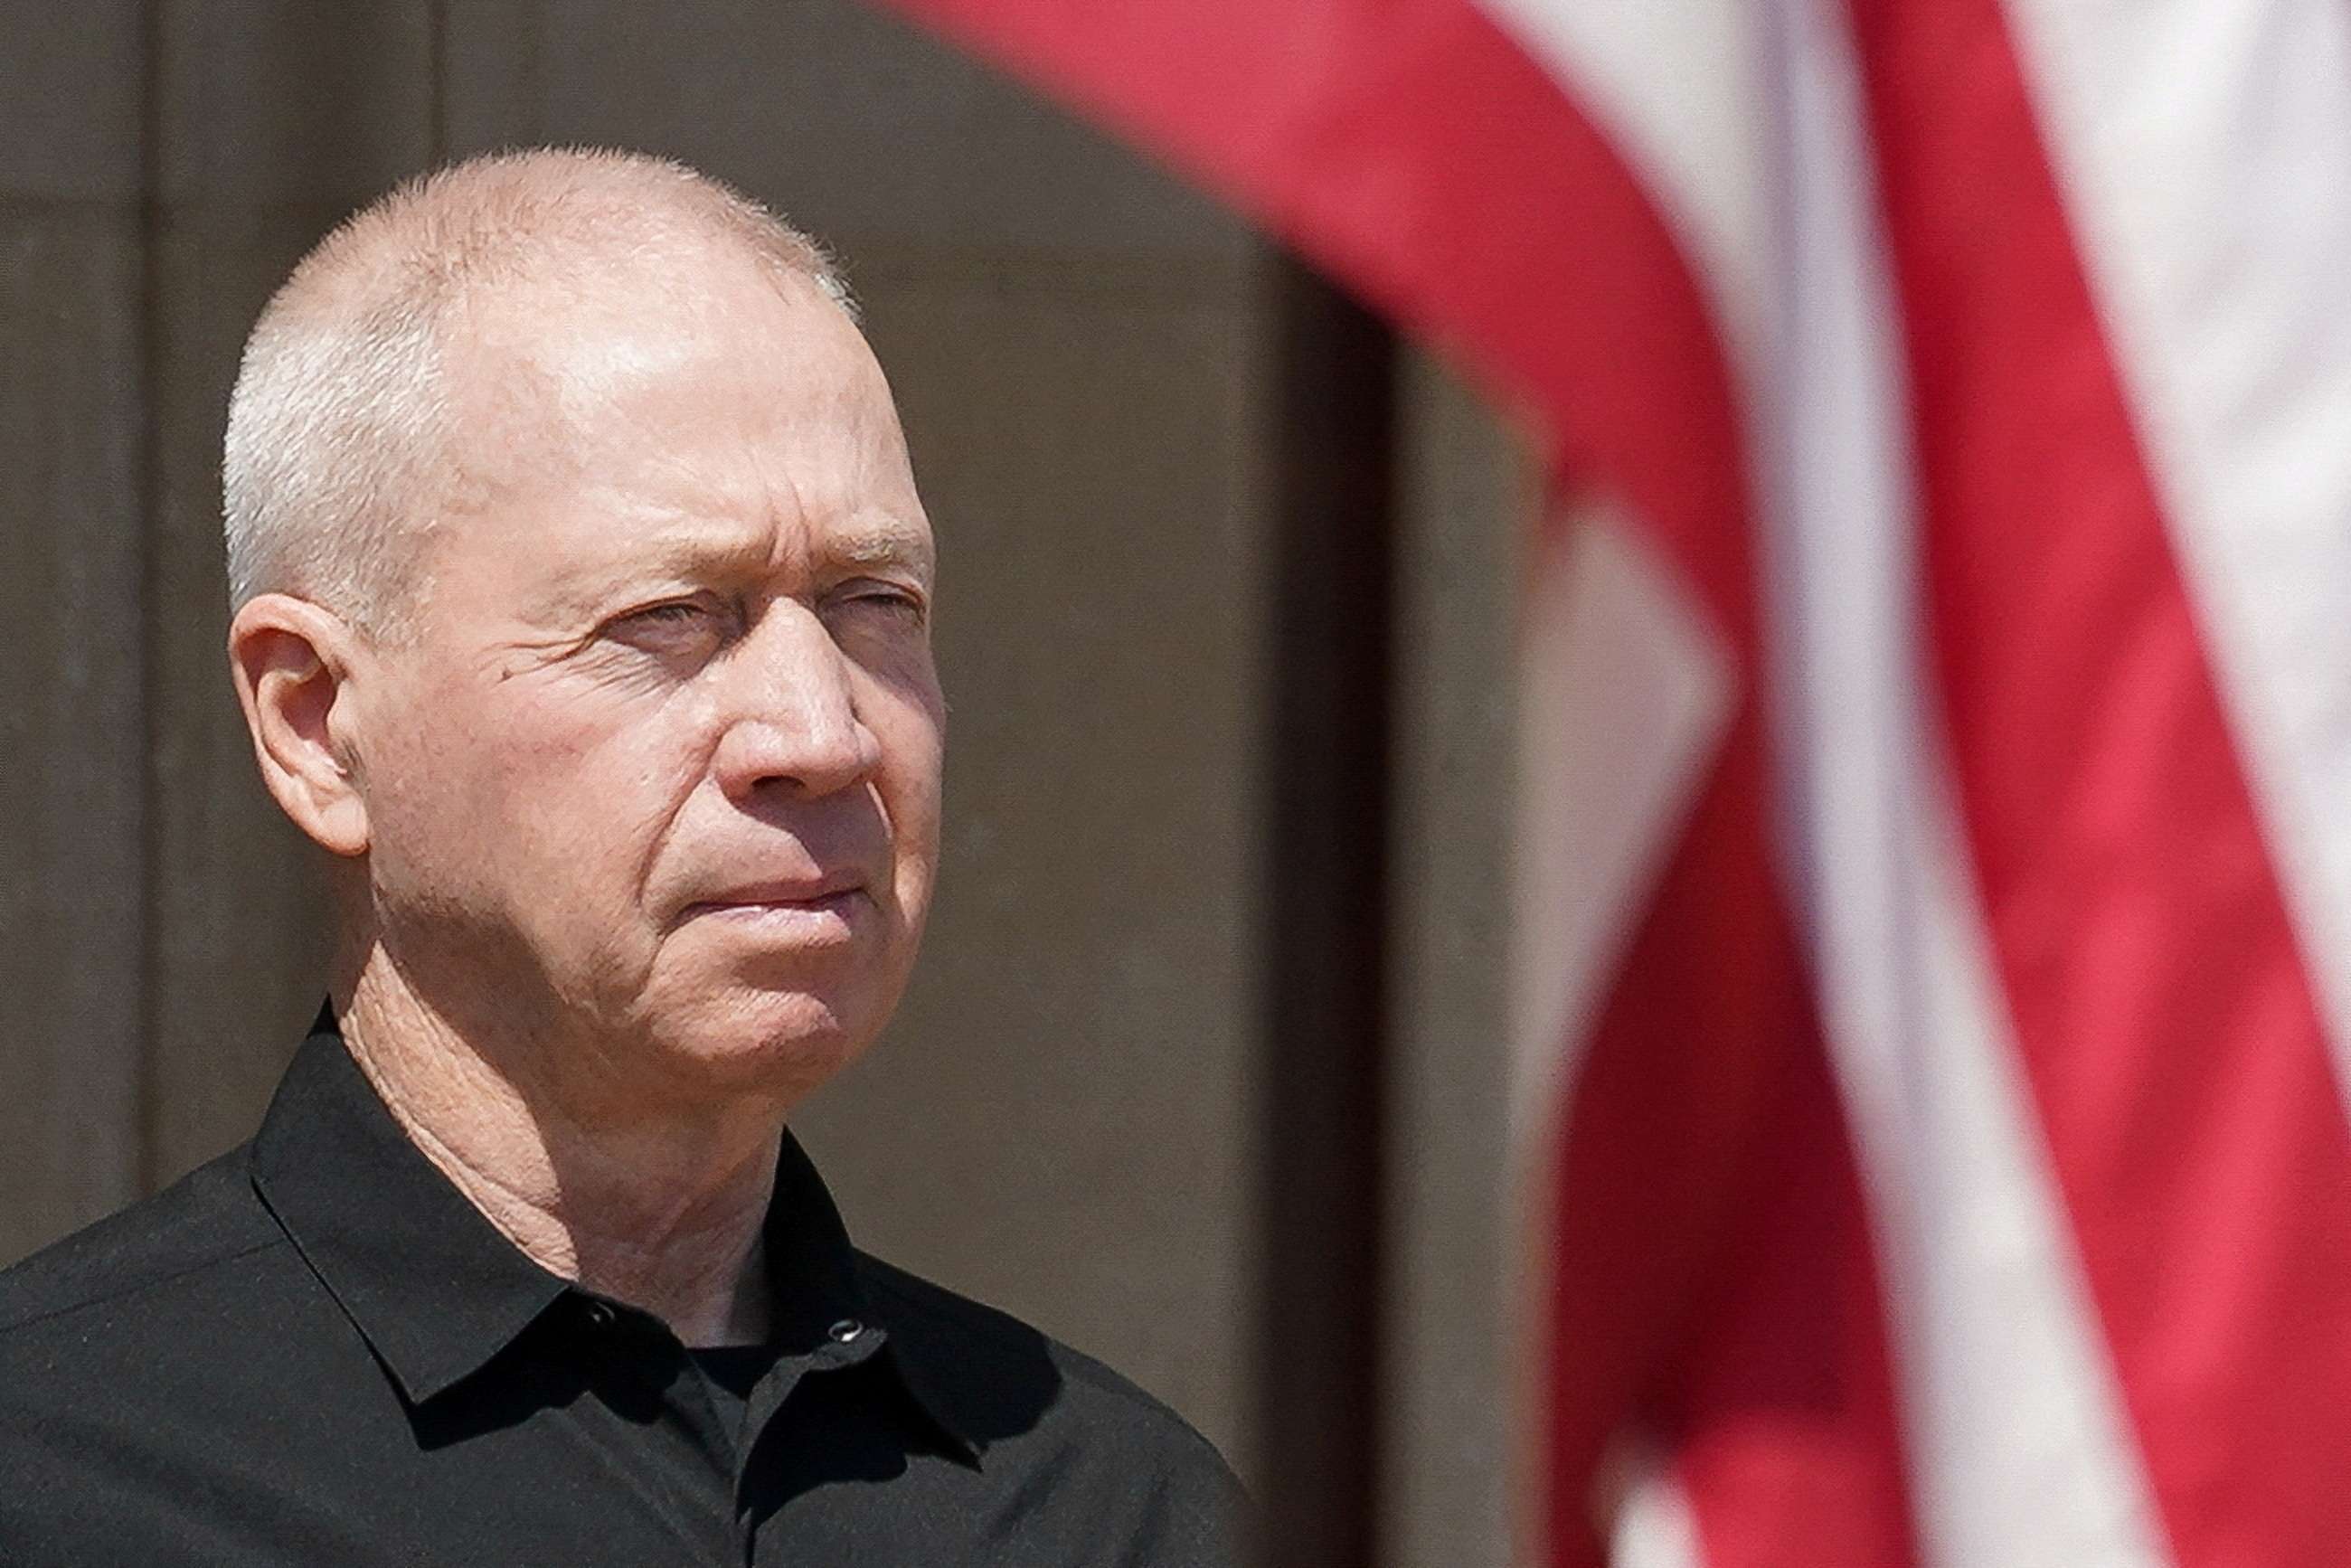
[709,603,883,800]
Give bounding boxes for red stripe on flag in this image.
[1847,0,2351,1558]
[875,1,1920,1563]
[1558,709,1916,1568]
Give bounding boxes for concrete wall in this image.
[1386,350,1524,1568]
[0,1,149,1260]
[0,4,1518,1558]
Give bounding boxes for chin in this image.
[652,987,879,1098]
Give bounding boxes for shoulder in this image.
[0,1148,286,1347]
[853,1251,1242,1503]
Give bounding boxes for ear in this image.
[227,593,373,858]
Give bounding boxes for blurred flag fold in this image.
[873,0,2351,1563]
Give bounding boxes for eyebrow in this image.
[523,514,935,626]
[826,520,936,577]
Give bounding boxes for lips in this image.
[674,873,872,926]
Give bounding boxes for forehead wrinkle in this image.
[516,508,930,627]
[509,513,768,623]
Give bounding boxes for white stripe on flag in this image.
[1474,0,1771,379]
[1512,505,1733,1141]
[1612,1459,1708,1568]
[1490,0,2176,1558]
[1756,5,2171,1565]
[1999,0,2351,1107]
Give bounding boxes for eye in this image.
[628,601,707,627]
[829,581,930,626]
[604,595,735,656]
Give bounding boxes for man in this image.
[0,148,1239,1565]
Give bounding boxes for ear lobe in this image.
[228,594,372,858]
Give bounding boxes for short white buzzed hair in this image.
[222,147,854,632]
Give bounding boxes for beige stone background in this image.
[0,4,1519,1563]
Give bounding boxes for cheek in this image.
[872,682,946,847]
[497,708,711,892]
[876,710,946,944]
[373,673,712,916]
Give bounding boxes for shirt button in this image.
[581,1301,618,1330]
[826,1318,865,1344]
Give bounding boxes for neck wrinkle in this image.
[337,944,782,1348]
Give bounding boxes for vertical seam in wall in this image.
[428,0,449,165]
[133,0,166,1197]
[1256,251,1397,1568]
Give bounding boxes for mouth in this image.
[675,878,872,928]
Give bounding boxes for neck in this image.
[338,947,781,1346]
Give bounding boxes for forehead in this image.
[430,259,930,593]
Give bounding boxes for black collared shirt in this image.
[0,1017,1240,1565]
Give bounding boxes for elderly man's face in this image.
[352,261,943,1108]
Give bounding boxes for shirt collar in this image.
[248,1006,978,1460]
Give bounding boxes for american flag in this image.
[875,0,2351,1562]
